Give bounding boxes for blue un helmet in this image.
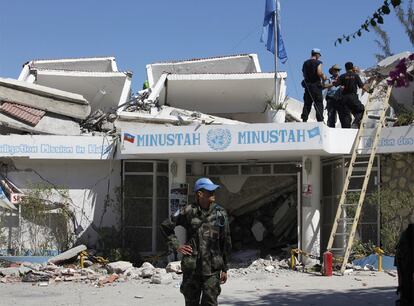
[194,177,220,192]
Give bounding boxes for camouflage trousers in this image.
[180,272,221,306]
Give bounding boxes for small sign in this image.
[170,183,189,216]
[10,193,24,204]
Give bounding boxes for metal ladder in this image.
[326,81,393,274]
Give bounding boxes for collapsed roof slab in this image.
[25,70,132,114]
[158,72,286,114]
[0,78,91,120]
[0,112,81,135]
[146,54,261,87]
[117,105,245,126]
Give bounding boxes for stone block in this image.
[166,261,181,273]
[398,177,407,189]
[107,261,133,274]
[395,160,406,169]
[140,268,155,278]
[151,272,173,284]
[140,262,155,269]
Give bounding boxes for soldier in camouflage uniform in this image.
[161,177,232,306]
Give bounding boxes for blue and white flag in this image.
[307,127,321,139]
[260,0,288,64]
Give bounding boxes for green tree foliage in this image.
[368,188,413,254]
[20,184,74,254]
[334,0,403,46]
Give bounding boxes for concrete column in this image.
[301,155,321,265]
[191,161,204,176]
[168,158,187,248]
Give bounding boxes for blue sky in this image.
[0,0,412,100]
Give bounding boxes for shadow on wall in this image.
[219,286,396,306]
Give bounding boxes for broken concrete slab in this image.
[107,261,133,274]
[0,112,81,135]
[0,77,91,120]
[22,271,51,282]
[0,267,20,277]
[48,244,87,264]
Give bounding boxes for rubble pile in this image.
[0,259,183,287]
[0,245,183,287]
[228,257,291,278]
[230,192,297,252]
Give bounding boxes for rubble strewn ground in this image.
[0,245,398,306]
[0,267,397,306]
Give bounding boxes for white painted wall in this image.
[4,158,121,249]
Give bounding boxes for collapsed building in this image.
[0,52,412,266]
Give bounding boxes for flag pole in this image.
[273,2,278,105]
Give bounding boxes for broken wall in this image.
[0,158,121,254]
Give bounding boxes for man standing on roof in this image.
[161,177,231,306]
[301,48,327,123]
[325,64,346,128]
[338,62,373,128]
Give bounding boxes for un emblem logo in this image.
[207,128,232,151]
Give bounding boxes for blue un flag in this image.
[260,0,288,64]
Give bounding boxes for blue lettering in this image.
[184,134,191,146]
[261,131,269,143]
[269,130,278,143]
[238,132,248,144]
[252,131,260,144]
[150,134,158,146]
[297,130,305,142]
[280,130,287,143]
[136,135,145,146]
[288,130,296,142]
[193,133,200,145]
[176,134,183,145]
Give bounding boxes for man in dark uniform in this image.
[395,223,414,306]
[161,177,232,306]
[301,48,327,122]
[325,64,342,127]
[338,62,372,128]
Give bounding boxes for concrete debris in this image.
[165,261,181,274]
[228,257,291,278]
[384,270,397,277]
[0,267,22,277]
[151,271,173,284]
[343,269,354,275]
[231,189,298,252]
[107,261,133,274]
[81,109,117,133]
[22,271,51,282]
[98,273,119,287]
[48,244,87,264]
